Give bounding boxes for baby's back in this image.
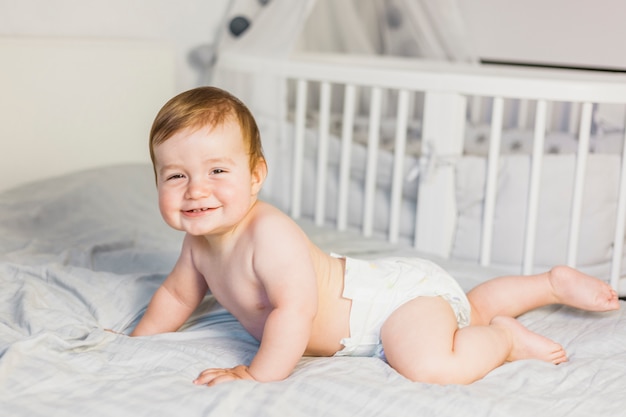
[305,245,351,356]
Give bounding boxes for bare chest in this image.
[194,254,270,336]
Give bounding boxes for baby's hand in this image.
[193,365,255,386]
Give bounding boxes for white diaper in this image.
[333,256,471,359]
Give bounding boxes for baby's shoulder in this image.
[252,201,298,229]
[249,201,308,243]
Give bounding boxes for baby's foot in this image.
[492,316,567,365]
[549,266,620,312]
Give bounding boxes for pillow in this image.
[452,154,621,268]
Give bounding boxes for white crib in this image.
[215,51,626,294]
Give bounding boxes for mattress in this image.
[1,164,626,417]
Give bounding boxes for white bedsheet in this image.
[1,164,626,417]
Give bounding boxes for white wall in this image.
[3,0,624,86]
[458,0,626,70]
[0,0,230,91]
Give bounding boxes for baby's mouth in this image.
[185,207,211,213]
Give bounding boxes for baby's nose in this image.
[186,179,210,199]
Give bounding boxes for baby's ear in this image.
[251,158,267,195]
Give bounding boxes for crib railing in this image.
[216,51,626,292]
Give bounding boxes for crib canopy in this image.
[214,0,474,63]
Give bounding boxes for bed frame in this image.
[215,51,626,293]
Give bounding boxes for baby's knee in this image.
[549,264,573,276]
[547,265,576,283]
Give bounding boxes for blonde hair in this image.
[149,86,265,176]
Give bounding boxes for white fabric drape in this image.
[295,0,476,62]
[216,0,317,58]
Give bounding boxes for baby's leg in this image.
[380,296,565,385]
[467,265,619,326]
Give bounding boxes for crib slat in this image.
[545,101,554,132]
[517,99,529,129]
[337,84,357,231]
[388,89,410,243]
[314,81,332,226]
[610,128,626,292]
[522,100,548,274]
[480,97,504,266]
[362,87,383,237]
[568,102,581,135]
[567,102,593,267]
[291,79,308,219]
[469,96,482,124]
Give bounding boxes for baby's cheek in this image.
[158,194,180,229]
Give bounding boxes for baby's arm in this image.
[131,235,208,336]
[194,217,318,385]
[247,251,318,381]
[194,287,314,386]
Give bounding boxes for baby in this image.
[131,86,620,386]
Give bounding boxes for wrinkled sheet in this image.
[1,164,626,417]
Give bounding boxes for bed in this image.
[2,37,626,417]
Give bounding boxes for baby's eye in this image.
[166,174,185,181]
[210,168,225,175]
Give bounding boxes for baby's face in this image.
[153,120,261,237]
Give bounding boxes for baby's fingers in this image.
[193,368,224,386]
[194,374,229,386]
[193,365,253,387]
